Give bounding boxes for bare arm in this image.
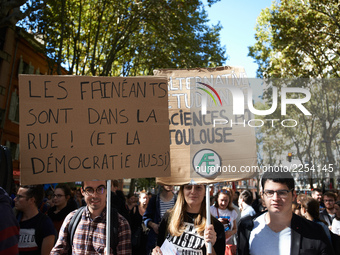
[225,219,237,239]
[41,235,55,255]
[148,221,159,234]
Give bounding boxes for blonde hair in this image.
[168,185,207,236]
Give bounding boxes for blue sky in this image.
[205,0,273,77]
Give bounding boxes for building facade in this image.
[0,26,67,183]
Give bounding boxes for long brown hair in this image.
[168,185,206,236]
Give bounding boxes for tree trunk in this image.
[129,178,136,194]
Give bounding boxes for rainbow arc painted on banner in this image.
[196,82,222,106]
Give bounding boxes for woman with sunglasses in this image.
[47,183,76,234]
[210,188,238,249]
[152,184,225,255]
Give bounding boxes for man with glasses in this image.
[320,192,337,227]
[14,185,56,255]
[237,171,334,255]
[50,180,131,255]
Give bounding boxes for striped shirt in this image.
[160,196,175,219]
[50,207,131,255]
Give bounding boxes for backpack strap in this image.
[67,206,85,254]
[67,206,119,255]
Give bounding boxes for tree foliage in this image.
[0,0,45,28]
[134,178,156,192]
[255,79,336,188]
[18,0,226,76]
[249,0,340,79]
[249,0,340,188]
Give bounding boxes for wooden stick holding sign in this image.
[106,180,111,255]
[206,184,212,254]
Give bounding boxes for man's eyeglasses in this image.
[263,189,293,198]
[324,200,335,203]
[83,185,106,195]
[53,194,65,198]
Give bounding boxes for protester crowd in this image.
[1,174,340,255]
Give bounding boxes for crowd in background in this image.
[2,180,340,255]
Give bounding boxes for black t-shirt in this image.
[111,191,131,225]
[157,212,225,255]
[18,212,56,255]
[129,205,143,233]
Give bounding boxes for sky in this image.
[204,0,273,78]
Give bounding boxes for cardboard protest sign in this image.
[154,67,257,185]
[19,75,170,185]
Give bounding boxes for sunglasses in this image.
[219,189,229,194]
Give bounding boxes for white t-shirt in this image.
[249,213,291,255]
[233,204,241,223]
[331,218,340,235]
[210,206,238,242]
